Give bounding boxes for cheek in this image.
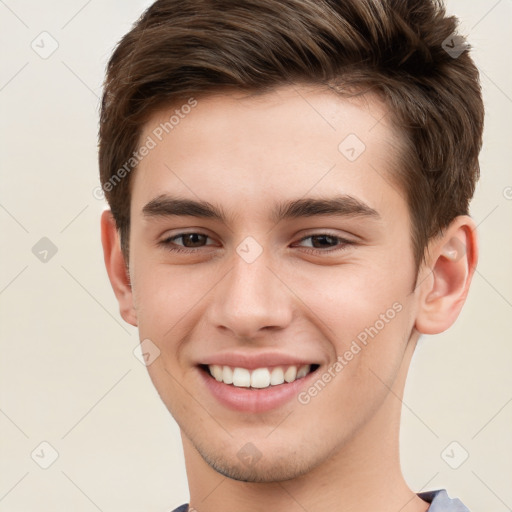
[297,299,413,430]
[297,263,410,333]
[298,264,415,388]
[132,262,210,337]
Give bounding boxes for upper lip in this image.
[199,351,321,370]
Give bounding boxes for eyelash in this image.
[158,232,355,255]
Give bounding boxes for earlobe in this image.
[415,216,478,335]
[100,209,138,327]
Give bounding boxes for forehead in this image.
[131,85,406,225]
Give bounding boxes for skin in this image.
[101,84,478,512]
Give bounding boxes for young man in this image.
[99,1,483,510]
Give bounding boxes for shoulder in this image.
[169,505,189,512]
[418,489,470,511]
[169,493,473,512]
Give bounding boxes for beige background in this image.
[0,1,511,510]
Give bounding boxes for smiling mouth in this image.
[199,363,320,389]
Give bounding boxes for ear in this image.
[100,209,138,327]
[415,215,478,335]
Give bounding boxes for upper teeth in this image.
[208,364,311,388]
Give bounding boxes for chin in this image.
[197,443,322,483]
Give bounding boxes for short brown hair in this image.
[98,0,484,270]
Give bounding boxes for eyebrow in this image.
[142,194,381,224]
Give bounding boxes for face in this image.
[127,85,421,482]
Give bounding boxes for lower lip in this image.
[198,366,319,413]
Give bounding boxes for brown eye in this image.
[295,233,355,254]
[307,235,338,248]
[175,233,208,248]
[159,232,216,253]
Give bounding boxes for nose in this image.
[208,248,294,340]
